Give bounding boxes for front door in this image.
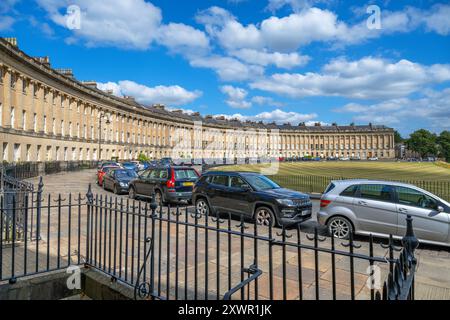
[226,176,253,216]
[395,186,450,243]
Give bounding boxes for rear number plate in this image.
[183,182,194,187]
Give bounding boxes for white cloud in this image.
[156,23,210,56]
[216,108,318,124]
[196,5,450,54]
[196,6,264,51]
[334,88,450,132]
[230,49,310,69]
[251,96,285,107]
[251,57,450,100]
[97,80,202,106]
[408,4,450,36]
[266,0,330,12]
[220,85,252,109]
[36,0,162,49]
[190,55,264,82]
[0,16,14,31]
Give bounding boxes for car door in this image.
[104,171,113,190]
[207,175,229,210]
[134,169,151,195]
[395,186,450,243]
[352,184,398,236]
[226,176,253,216]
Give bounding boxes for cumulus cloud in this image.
[197,5,450,54]
[216,109,318,124]
[251,96,285,107]
[35,0,212,53]
[407,4,450,36]
[156,22,210,56]
[251,57,450,100]
[190,55,264,82]
[334,88,450,132]
[220,85,252,109]
[36,0,162,49]
[97,80,202,106]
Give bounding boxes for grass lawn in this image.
[212,161,450,181]
[210,161,450,200]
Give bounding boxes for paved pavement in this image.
[11,169,450,300]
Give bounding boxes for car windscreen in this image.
[174,169,199,179]
[244,175,280,191]
[115,170,138,179]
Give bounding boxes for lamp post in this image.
[98,111,111,161]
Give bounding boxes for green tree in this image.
[406,129,438,158]
[394,130,404,144]
[137,152,149,162]
[437,131,450,162]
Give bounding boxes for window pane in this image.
[397,187,438,210]
[175,169,198,179]
[341,185,357,197]
[230,176,247,188]
[359,184,393,202]
[212,175,228,186]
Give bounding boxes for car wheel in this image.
[113,184,119,194]
[255,207,276,227]
[195,198,210,216]
[103,181,107,191]
[327,216,353,240]
[129,186,136,199]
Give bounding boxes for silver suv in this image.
[317,180,450,247]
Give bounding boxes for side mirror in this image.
[437,206,444,213]
[241,184,251,191]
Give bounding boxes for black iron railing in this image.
[0,180,420,300]
[270,175,450,202]
[1,161,99,180]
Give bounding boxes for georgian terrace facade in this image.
[0,38,395,163]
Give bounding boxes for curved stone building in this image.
[0,38,395,163]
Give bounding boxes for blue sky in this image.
[1,0,449,136]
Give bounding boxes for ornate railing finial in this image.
[86,183,93,205]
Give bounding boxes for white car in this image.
[368,157,379,161]
[339,157,350,161]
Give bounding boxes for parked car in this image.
[97,165,120,186]
[128,166,200,204]
[192,171,312,227]
[97,161,121,170]
[102,168,139,194]
[318,180,450,246]
[339,157,350,161]
[159,157,173,166]
[121,162,138,171]
[368,157,379,161]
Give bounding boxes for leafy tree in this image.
[394,130,404,144]
[437,131,450,162]
[137,152,149,162]
[406,129,438,158]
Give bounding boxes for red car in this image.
[97,165,119,186]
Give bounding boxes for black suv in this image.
[128,166,200,204]
[192,172,312,227]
